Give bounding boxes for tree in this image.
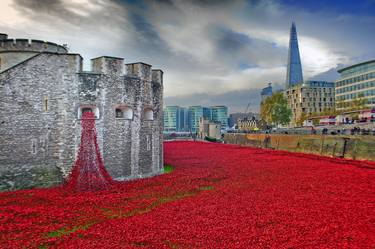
[296,112,308,127]
[260,92,291,126]
[260,96,273,124]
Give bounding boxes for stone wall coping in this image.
[152,69,164,73]
[126,62,152,67]
[0,52,82,75]
[91,55,124,61]
[0,39,68,53]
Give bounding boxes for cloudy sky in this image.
[1,0,375,113]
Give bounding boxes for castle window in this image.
[31,139,37,154]
[115,108,123,118]
[144,108,154,121]
[43,97,49,112]
[115,106,133,119]
[146,135,151,151]
[82,107,92,113]
[78,105,99,119]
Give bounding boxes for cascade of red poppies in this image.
[66,112,113,191]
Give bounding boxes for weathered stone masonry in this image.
[0,33,164,190]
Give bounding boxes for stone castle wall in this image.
[224,133,375,161]
[0,34,163,191]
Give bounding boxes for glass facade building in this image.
[188,106,211,132]
[336,60,375,110]
[286,22,304,88]
[163,106,187,132]
[210,105,228,129]
[165,105,229,132]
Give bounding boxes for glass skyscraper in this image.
[286,22,303,88]
[163,106,187,132]
[210,105,228,129]
[188,106,211,132]
[166,105,229,132]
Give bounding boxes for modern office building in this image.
[182,107,189,130]
[210,105,228,129]
[336,60,375,110]
[286,22,303,88]
[163,106,187,132]
[285,81,335,126]
[261,83,273,101]
[188,106,211,132]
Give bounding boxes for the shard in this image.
[286,22,303,88]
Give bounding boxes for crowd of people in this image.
[339,116,375,124]
[318,127,375,135]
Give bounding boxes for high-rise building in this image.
[181,107,189,130]
[336,60,375,110]
[285,81,335,126]
[188,106,211,132]
[163,106,187,132]
[286,22,303,88]
[261,83,273,101]
[284,23,335,127]
[210,105,228,129]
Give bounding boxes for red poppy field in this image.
[1,141,375,248]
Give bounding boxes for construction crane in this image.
[244,100,252,115]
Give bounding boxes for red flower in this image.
[0,141,374,248]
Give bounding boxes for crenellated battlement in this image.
[126,62,152,81]
[152,69,163,84]
[0,34,68,53]
[88,57,163,84]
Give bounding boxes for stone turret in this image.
[0,35,68,53]
[152,69,163,85]
[0,33,68,72]
[126,62,152,81]
[91,56,124,76]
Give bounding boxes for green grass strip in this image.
[163,165,174,174]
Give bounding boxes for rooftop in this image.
[337,59,375,73]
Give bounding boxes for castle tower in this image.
[286,22,303,88]
[0,32,164,190]
[0,33,68,72]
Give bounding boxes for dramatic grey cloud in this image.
[1,0,374,113]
